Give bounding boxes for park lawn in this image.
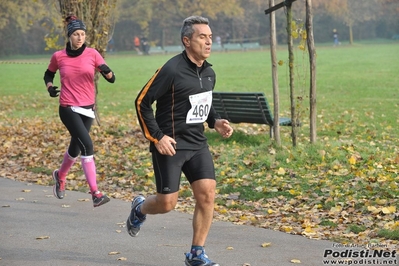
[1,41,399,246]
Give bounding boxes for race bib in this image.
[70,106,95,118]
[186,91,212,124]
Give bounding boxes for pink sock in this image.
[81,155,98,194]
[58,151,77,180]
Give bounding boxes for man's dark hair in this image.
[180,16,209,46]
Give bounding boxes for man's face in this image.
[185,24,212,61]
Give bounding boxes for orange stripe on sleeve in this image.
[136,67,162,144]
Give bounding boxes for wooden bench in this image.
[212,92,293,137]
[223,43,243,52]
[163,45,183,54]
[242,42,262,51]
[148,46,165,54]
[211,43,224,52]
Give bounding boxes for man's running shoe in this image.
[185,249,220,266]
[52,170,65,199]
[92,191,110,207]
[126,195,146,237]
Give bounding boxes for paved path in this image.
[0,177,335,266]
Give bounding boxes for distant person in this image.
[133,35,142,55]
[215,35,221,46]
[225,32,231,44]
[43,15,116,207]
[127,15,233,266]
[107,37,114,53]
[140,36,150,55]
[333,29,339,46]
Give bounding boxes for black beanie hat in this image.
[67,19,86,37]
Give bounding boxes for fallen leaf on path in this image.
[78,198,90,202]
[261,242,272,247]
[108,251,120,255]
[36,236,50,240]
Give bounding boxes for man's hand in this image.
[155,135,177,156]
[214,119,233,138]
[48,86,60,97]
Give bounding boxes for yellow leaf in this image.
[376,198,387,205]
[277,167,286,175]
[108,251,120,255]
[304,226,314,233]
[144,179,154,185]
[278,60,284,66]
[261,242,272,247]
[330,206,342,213]
[218,209,228,214]
[240,215,248,221]
[146,172,154,178]
[367,206,380,214]
[291,259,301,263]
[117,257,127,261]
[267,209,274,214]
[226,246,234,250]
[282,226,293,233]
[382,206,396,214]
[78,198,90,202]
[348,155,357,165]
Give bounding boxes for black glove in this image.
[98,64,112,75]
[48,86,60,97]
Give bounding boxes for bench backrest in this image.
[223,43,243,51]
[242,42,261,50]
[163,45,183,54]
[212,92,274,125]
[149,46,165,54]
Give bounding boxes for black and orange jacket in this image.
[135,50,220,151]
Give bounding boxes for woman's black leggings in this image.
[59,106,94,158]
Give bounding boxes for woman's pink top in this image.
[47,48,106,107]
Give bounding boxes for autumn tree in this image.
[0,0,48,56]
[0,1,45,31]
[117,0,243,46]
[313,0,381,44]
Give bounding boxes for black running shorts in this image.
[151,146,215,194]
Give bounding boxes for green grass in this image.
[2,41,398,119]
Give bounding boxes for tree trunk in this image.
[349,24,354,45]
[306,0,317,143]
[269,0,281,145]
[286,2,297,147]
